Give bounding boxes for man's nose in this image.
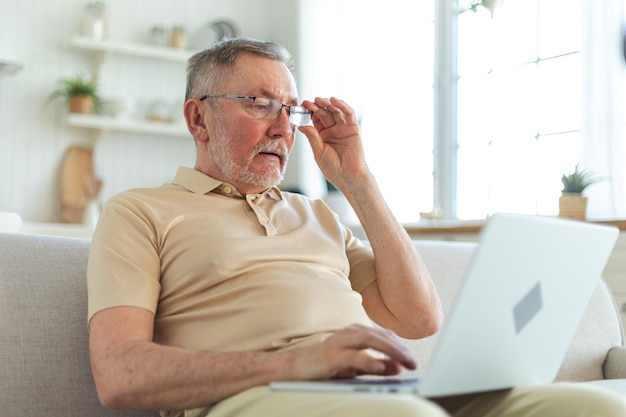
[269,106,295,138]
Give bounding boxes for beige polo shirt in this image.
[87,167,377,353]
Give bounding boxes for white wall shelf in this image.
[65,36,193,139]
[66,113,189,138]
[69,36,196,62]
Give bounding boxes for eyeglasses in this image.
[199,95,312,127]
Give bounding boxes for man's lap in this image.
[191,386,446,417]
[435,383,626,417]
[186,383,626,417]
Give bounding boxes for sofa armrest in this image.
[604,346,626,379]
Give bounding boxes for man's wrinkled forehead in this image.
[225,54,299,101]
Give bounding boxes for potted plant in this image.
[49,73,99,114]
[558,164,601,220]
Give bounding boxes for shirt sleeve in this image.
[87,192,162,323]
[344,226,377,293]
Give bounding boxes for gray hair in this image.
[185,37,294,102]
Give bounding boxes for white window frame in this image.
[434,0,459,218]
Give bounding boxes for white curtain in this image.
[581,0,626,218]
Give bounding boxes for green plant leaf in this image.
[561,164,603,193]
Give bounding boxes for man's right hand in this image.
[283,324,417,381]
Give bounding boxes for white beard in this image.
[209,123,289,188]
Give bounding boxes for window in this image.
[456,0,583,219]
[300,0,625,222]
[298,0,435,223]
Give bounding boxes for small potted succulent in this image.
[49,73,99,114]
[559,164,602,220]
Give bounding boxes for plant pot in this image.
[68,95,94,114]
[559,193,587,220]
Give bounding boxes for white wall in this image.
[0,0,308,222]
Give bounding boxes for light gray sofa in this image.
[1,232,626,416]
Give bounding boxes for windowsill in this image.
[404,218,626,235]
[403,219,485,235]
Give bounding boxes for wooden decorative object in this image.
[558,193,588,220]
[59,146,102,223]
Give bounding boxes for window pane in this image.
[457,142,491,219]
[491,0,537,67]
[484,137,539,215]
[458,0,536,76]
[458,7,495,76]
[490,65,538,138]
[457,72,492,148]
[457,136,539,219]
[458,64,537,149]
[537,53,582,135]
[536,132,581,214]
[538,0,582,58]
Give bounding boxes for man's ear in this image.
[184,99,210,143]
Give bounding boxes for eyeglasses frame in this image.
[198,94,312,126]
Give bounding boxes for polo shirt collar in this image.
[171,166,284,200]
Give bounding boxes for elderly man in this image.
[87,37,626,417]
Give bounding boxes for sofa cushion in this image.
[557,281,623,381]
[402,241,476,374]
[604,346,626,379]
[0,233,158,417]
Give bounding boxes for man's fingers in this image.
[330,354,405,378]
[324,325,417,370]
[301,97,357,132]
[287,325,417,382]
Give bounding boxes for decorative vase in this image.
[558,193,587,220]
[68,95,94,114]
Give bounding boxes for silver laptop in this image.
[270,213,619,397]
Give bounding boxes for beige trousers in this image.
[186,383,626,417]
